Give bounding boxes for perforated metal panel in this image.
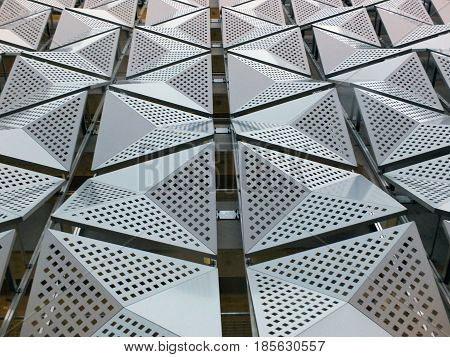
[126,28,208,76]
[291,0,355,26]
[377,0,433,24]
[332,52,444,111]
[31,0,76,10]
[384,155,450,214]
[228,27,310,75]
[377,8,450,47]
[0,42,21,55]
[227,54,329,114]
[0,56,107,115]
[355,89,450,166]
[0,92,87,171]
[314,9,381,46]
[403,32,450,53]
[0,164,64,226]
[432,0,450,24]
[247,223,450,336]
[232,89,356,166]
[0,230,15,289]
[432,52,450,89]
[233,0,286,25]
[53,143,217,254]
[237,143,406,254]
[314,28,405,75]
[50,10,119,50]
[145,0,202,26]
[92,91,214,170]
[116,54,213,114]
[221,7,286,48]
[142,8,210,48]
[350,0,386,6]
[73,0,138,28]
[21,229,222,336]
[31,29,120,77]
[0,0,49,25]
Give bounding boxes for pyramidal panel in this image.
[314,8,381,46]
[333,52,444,111]
[116,55,213,114]
[237,143,406,254]
[350,0,386,6]
[0,0,50,25]
[291,0,356,26]
[126,28,209,76]
[232,89,357,165]
[228,27,311,75]
[0,56,107,115]
[355,89,450,166]
[74,0,138,28]
[0,92,88,171]
[314,28,406,75]
[0,230,15,289]
[50,10,119,50]
[403,32,450,54]
[0,164,64,226]
[221,7,286,48]
[233,0,286,25]
[92,91,214,170]
[142,8,210,48]
[433,52,450,89]
[377,0,433,24]
[384,154,450,214]
[145,0,203,26]
[30,29,120,77]
[31,0,77,10]
[53,143,218,254]
[0,43,22,55]
[228,54,329,114]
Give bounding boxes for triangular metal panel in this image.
[350,222,450,336]
[233,0,286,25]
[31,0,77,10]
[0,230,15,289]
[232,89,357,165]
[0,42,22,55]
[377,0,433,24]
[92,91,214,170]
[332,52,444,111]
[127,270,222,336]
[0,92,87,171]
[178,0,209,6]
[291,0,356,26]
[227,54,329,114]
[228,27,311,74]
[433,52,450,89]
[350,0,387,6]
[432,0,450,24]
[314,8,381,46]
[0,0,50,25]
[238,143,406,253]
[384,155,450,214]
[145,0,202,26]
[219,0,249,8]
[0,56,107,115]
[403,32,450,53]
[126,28,208,76]
[0,164,64,225]
[73,0,138,28]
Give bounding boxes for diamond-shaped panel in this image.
[74,0,138,28]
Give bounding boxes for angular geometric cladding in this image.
[74,0,138,28]
[145,0,202,26]
[0,92,88,171]
[0,0,50,25]
[232,89,357,166]
[377,0,433,24]
[92,91,213,170]
[291,0,354,26]
[233,0,286,25]
[0,230,15,289]
[432,52,450,89]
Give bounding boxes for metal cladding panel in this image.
[0,164,64,226]
[0,0,50,25]
[444,220,450,239]
[237,143,406,254]
[290,0,356,26]
[32,0,77,10]
[313,28,405,75]
[332,52,444,111]
[355,89,450,166]
[403,32,450,53]
[0,43,22,55]
[350,0,387,6]
[384,155,450,214]
[376,0,433,24]
[145,0,203,26]
[73,0,138,28]
[433,52,450,89]
[232,88,357,166]
[0,92,88,171]
[54,143,218,254]
[92,91,214,170]
[22,230,221,336]
[432,0,450,24]
[227,54,329,114]
[233,0,286,25]
[0,230,15,290]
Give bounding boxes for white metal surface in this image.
[233,0,286,25]
[92,91,214,170]
[355,89,450,166]
[0,42,22,55]
[432,52,450,89]
[384,154,450,214]
[377,0,433,24]
[0,0,49,25]
[402,32,450,53]
[350,0,387,6]
[0,164,64,226]
[73,0,138,28]
[237,143,406,254]
[145,0,203,26]
[291,0,355,26]
[227,54,328,114]
[0,230,15,290]
[53,143,218,254]
[31,0,76,10]
[228,27,311,75]
[432,0,450,24]
[232,89,357,166]
[0,92,87,171]
[0,56,107,115]
[21,229,222,336]
[332,52,444,111]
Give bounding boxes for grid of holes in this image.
[255,230,399,300]
[380,0,432,23]
[0,0,47,24]
[148,0,196,25]
[296,2,350,25]
[23,240,119,336]
[434,53,450,86]
[66,196,203,250]
[0,183,57,213]
[24,94,83,164]
[397,24,450,45]
[240,146,308,243]
[250,271,342,336]
[84,0,114,8]
[132,56,199,81]
[0,164,55,189]
[236,0,285,25]
[62,235,208,304]
[351,235,449,336]
[32,53,106,76]
[291,0,324,25]
[333,49,403,72]
[0,43,20,54]
[78,30,118,74]
[269,30,308,71]
[106,0,136,26]
[7,11,49,49]
[147,148,215,244]
[45,0,77,7]
[179,9,209,46]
